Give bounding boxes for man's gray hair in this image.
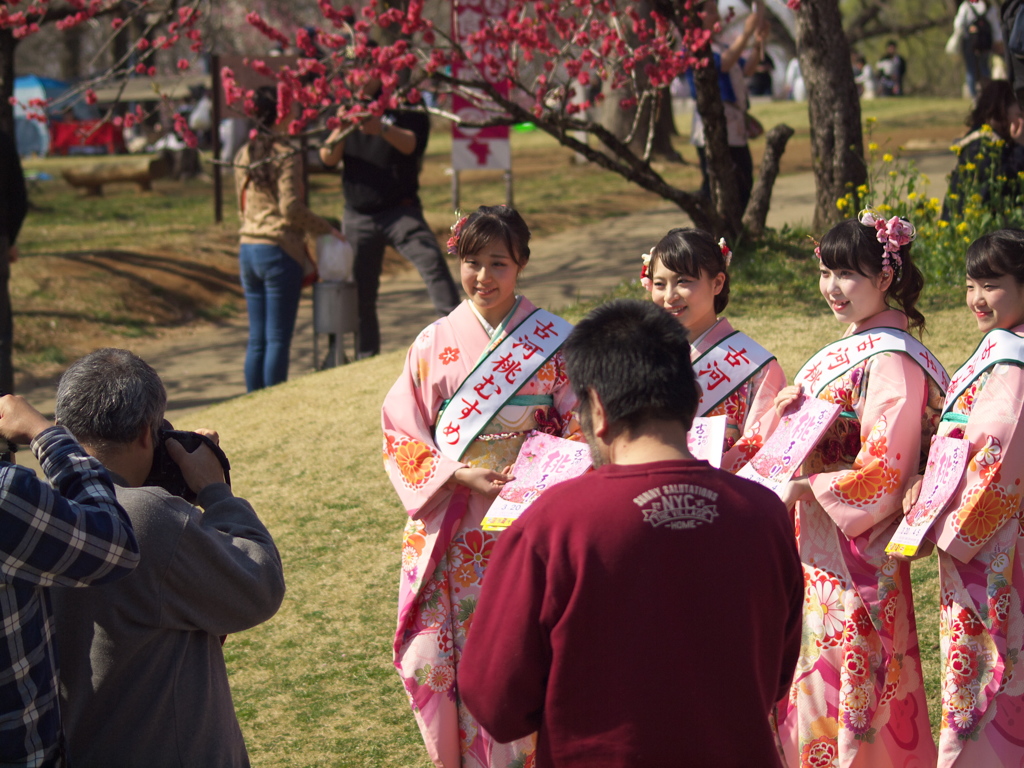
[55,348,167,448]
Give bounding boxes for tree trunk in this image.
[691,59,740,239]
[795,0,866,231]
[743,123,795,238]
[0,30,16,138]
[59,26,83,82]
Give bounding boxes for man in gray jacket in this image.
[51,348,286,768]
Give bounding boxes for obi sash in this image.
[435,308,573,461]
[941,328,1024,418]
[795,327,949,397]
[693,330,776,416]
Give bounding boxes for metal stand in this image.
[313,280,359,369]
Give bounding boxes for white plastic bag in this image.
[316,234,354,282]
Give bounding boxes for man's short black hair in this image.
[562,299,699,433]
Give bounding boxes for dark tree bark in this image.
[795,0,866,231]
[743,123,795,238]
[0,31,16,138]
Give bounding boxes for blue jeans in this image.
[239,243,304,391]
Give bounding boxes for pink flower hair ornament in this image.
[718,238,732,268]
[640,250,653,291]
[446,214,469,256]
[858,208,916,281]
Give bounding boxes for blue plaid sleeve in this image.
[0,426,140,587]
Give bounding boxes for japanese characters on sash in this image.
[774,211,943,767]
[382,205,581,768]
[919,229,1024,767]
[640,227,786,473]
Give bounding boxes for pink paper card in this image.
[886,435,971,557]
[688,415,726,468]
[482,431,592,531]
[736,397,842,496]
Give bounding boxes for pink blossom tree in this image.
[2,0,815,237]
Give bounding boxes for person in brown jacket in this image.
[234,86,343,390]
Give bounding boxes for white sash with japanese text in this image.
[795,327,949,397]
[941,329,1024,416]
[435,309,572,461]
[693,331,775,416]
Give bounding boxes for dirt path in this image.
[18,154,957,430]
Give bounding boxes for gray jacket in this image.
[53,479,285,768]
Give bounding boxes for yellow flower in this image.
[938,220,949,229]
[971,193,984,204]
[878,203,892,212]
[929,197,941,209]
[889,170,898,177]
[981,123,993,133]
[948,193,959,201]
[857,184,869,195]
[975,153,985,161]
[866,116,877,127]
[836,198,849,211]
[868,142,879,152]
[957,221,969,234]
[907,192,918,200]
[964,236,972,243]
[951,145,962,155]
[882,153,894,163]
[965,162,977,171]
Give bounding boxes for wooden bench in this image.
[62,155,170,196]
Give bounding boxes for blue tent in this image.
[13,75,96,157]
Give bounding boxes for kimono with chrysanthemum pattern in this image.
[777,310,942,768]
[382,298,578,768]
[930,324,1024,767]
[689,318,787,473]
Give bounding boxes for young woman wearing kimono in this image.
[774,212,946,767]
[909,229,1024,765]
[382,205,579,768]
[642,227,785,472]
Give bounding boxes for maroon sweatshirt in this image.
[460,459,802,768]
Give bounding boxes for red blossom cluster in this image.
[3,0,765,164]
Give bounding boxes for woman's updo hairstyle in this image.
[966,228,1024,284]
[650,228,730,314]
[453,205,531,267]
[818,217,925,333]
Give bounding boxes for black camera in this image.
[144,426,231,503]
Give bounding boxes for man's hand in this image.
[0,395,53,445]
[359,114,384,136]
[166,438,225,495]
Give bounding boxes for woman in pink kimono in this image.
[916,229,1024,766]
[382,205,579,768]
[774,213,945,767]
[642,227,785,472]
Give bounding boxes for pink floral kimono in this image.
[690,318,786,473]
[777,309,943,768]
[382,298,579,768]
[929,323,1024,766]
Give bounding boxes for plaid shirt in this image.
[0,426,139,767]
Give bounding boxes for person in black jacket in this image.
[0,129,25,395]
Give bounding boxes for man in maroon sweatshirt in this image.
[460,299,802,768]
